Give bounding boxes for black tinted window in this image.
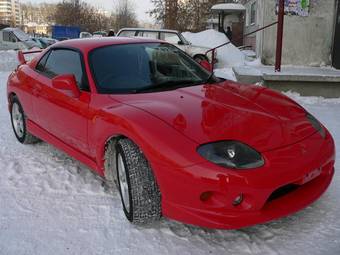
[43,49,89,91]
[90,43,211,94]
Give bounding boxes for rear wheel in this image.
[10,96,39,144]
[116,139,161,224]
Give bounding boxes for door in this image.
[232,22,244,47]
[333,0,340,69]
[32,48,91,155]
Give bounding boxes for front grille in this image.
[267,184,300,202]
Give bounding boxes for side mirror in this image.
[52,74,80,98]
[178,40,184,45]
[199,60,213,72]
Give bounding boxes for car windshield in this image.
[90,43,215,94]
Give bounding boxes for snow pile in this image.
[182,29,245,68]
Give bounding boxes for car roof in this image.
[118,28,179,34]
[50,37,162,52]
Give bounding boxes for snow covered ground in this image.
[0,52,340,255]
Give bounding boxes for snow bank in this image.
[182,29,245,68]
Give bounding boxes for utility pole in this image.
[275,0,285,72]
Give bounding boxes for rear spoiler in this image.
[18,49,43,65]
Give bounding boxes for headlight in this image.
[197,141,264,169]
[306,113,325,138]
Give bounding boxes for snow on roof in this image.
[211,3,246,12]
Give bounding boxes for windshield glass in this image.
[90,43,214,94]
[12,28,31,42]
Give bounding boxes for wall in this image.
[261,0,336,66]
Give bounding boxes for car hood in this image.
[112,81,317,152]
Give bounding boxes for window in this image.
[250,2,257,25]
[36,51,51,72]
[118,30,137,37]
[160,32,182,45]
[2,31,16,42]
[37,49,89,91]
[90,43,212,94]
[137,31,159,39]
[2,31,10,42]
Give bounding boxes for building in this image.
[0,0,20,27]
[240,0,339,68]
[209,3,246,46]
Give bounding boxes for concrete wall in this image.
[261,0,337,66]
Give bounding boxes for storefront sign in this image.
[276,0,310,17]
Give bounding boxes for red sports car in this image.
[7,38,335,229]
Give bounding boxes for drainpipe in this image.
[275,0,285,72]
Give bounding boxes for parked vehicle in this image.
[117,28,216,63]
[31,37,57,49]
[0,28,41,50]
[7,38,335,229]
[80,32,92,39]
[93,31,107,38]
[52,25,80,40]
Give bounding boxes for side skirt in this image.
[27,120,103,176]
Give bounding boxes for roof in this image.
[211,3,246,12]
[118,27,179,34]
[51,37,162,53]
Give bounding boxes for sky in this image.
[22,0,154,23]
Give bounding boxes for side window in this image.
[3,31,10,42]
[138,31,159,39]
[36,51,51,72]
[160,32,181,44]
[118,30,136,37]
[42,49,89,91]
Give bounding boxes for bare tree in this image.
[54,0,112,32]
[113,0,138,31]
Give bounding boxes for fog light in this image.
[200,191,213,202]
[233,193,243,206]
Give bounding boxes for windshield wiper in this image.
[135,80,203,93]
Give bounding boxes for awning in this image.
[211,3,246,14]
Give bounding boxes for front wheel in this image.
[116,139,161,224]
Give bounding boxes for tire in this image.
[116,138,161,224]
[194,54,208,63]
[10,96,39,144]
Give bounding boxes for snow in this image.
[211,3,246,11]
[1,52,340,255]
[182,29,245,68]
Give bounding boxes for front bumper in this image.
[154,130,335,229]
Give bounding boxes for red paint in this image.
[7,38,335,229]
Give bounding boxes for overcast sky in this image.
[22,0,154,22]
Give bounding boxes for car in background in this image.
[0,28,41,50]
[80,32,92,39]
[117,28,215,63]
[31,37,58,49]
[93,31,107,38]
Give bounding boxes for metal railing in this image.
[205,21,278,71]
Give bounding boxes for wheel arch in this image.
[101,134,162,193]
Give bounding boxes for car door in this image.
[32,48,91,155]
